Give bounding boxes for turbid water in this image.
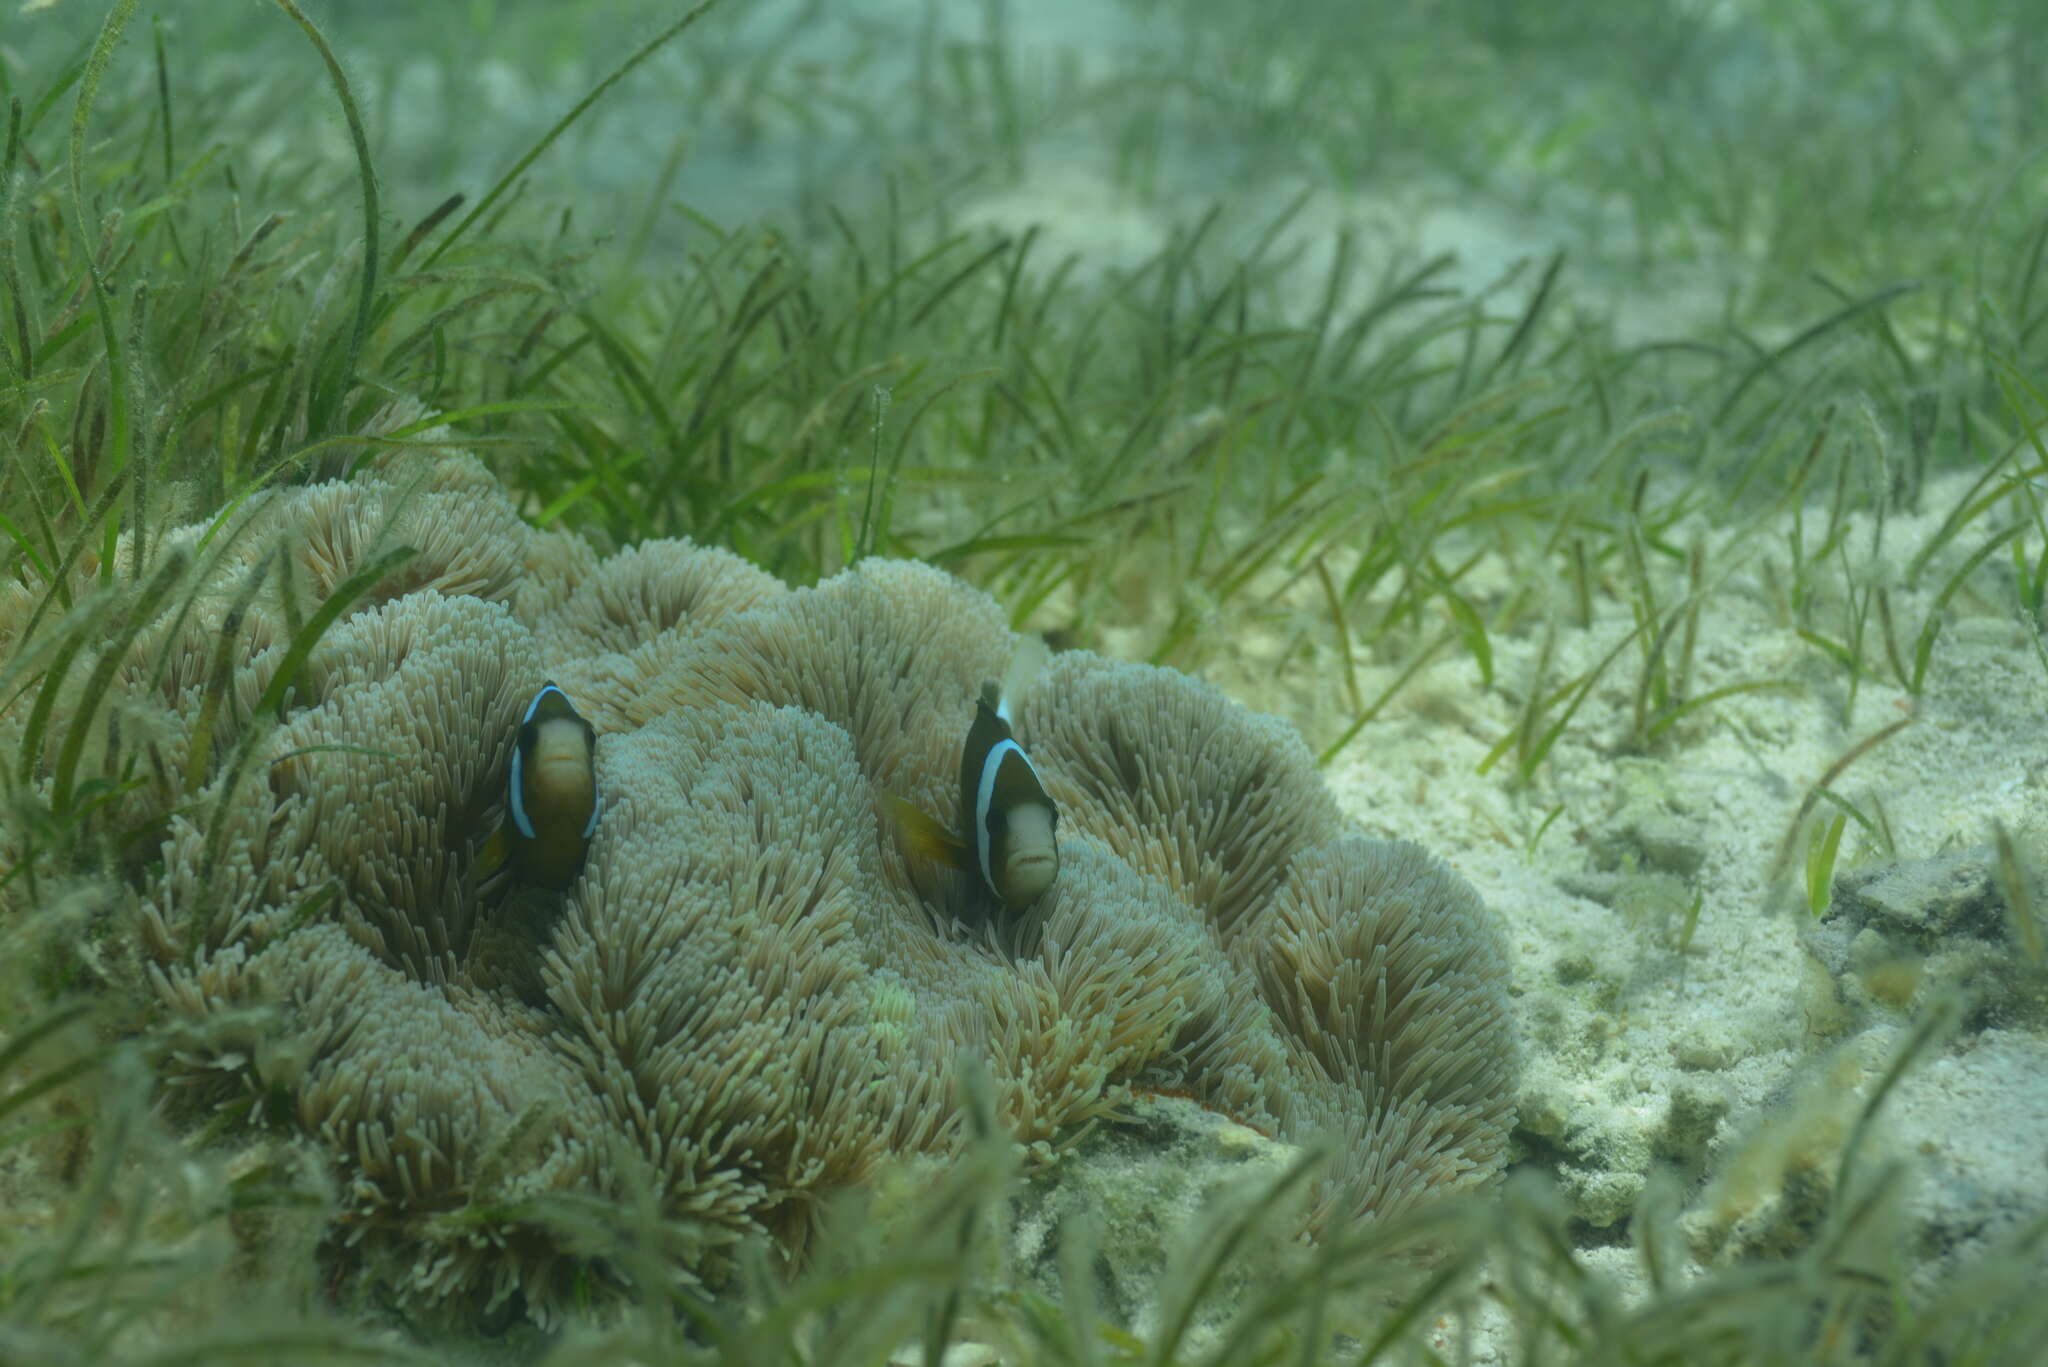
[5,0,2046,1360]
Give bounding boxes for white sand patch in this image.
[1182,460,2048,1329]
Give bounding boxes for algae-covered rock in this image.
[1804,844,2048,1029]
[1586,759,1708,880]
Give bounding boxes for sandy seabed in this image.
[1294,462,2048,1346]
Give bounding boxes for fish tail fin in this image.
[881,792,970,871]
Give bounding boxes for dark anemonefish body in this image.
[506,682,601,890]
[888,639,1059,911]
[958,684,1059,907]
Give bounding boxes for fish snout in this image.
[996,803,1059,906]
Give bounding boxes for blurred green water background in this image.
[12,0,2042,351]
[10,0,2048,723]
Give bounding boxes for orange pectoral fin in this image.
[881,792,971,872]
[475,824,512,882]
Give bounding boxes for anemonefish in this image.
[888,638,1059,910]
[500,681,601,890]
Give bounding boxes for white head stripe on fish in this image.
[975,738,1038,885]
[508,742,536,838]
[512,683,579,841]
[523,684,563,723]
[974,739,1014,883]
[581,788,602,840]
